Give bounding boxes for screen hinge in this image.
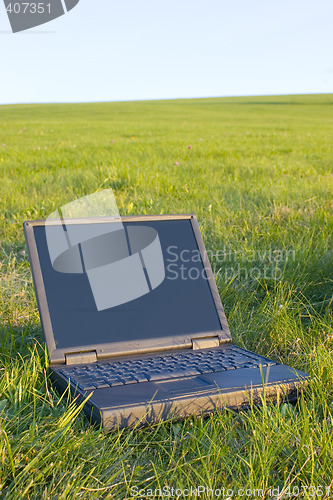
[191,336,221,350]
[65,351,97,365]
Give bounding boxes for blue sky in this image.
[1,0,333,104]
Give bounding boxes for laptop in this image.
[24,214,309,429]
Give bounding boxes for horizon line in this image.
[1,91,333,107]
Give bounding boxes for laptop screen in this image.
[33,219,223,350]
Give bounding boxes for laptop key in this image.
[209,365,226,372]
[78,384,96,391]
[196,366,215,374]
[147,367,200,381]
[93,381,110,389]
[118,376,137,385]
[90,377,109,383]
[73,377,97,384]
[179,367,202,377]
[146,371,173,381]
[104,378,124,387]
[133,373,149,383]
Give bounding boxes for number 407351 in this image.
[6,3,51,14]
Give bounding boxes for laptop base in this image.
[50,353,309,429]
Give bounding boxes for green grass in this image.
[0,94,333,499]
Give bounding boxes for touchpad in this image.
[156,376,213,395]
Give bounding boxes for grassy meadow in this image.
[0,94,333,498]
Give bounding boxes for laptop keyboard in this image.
[59,346,277,391]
